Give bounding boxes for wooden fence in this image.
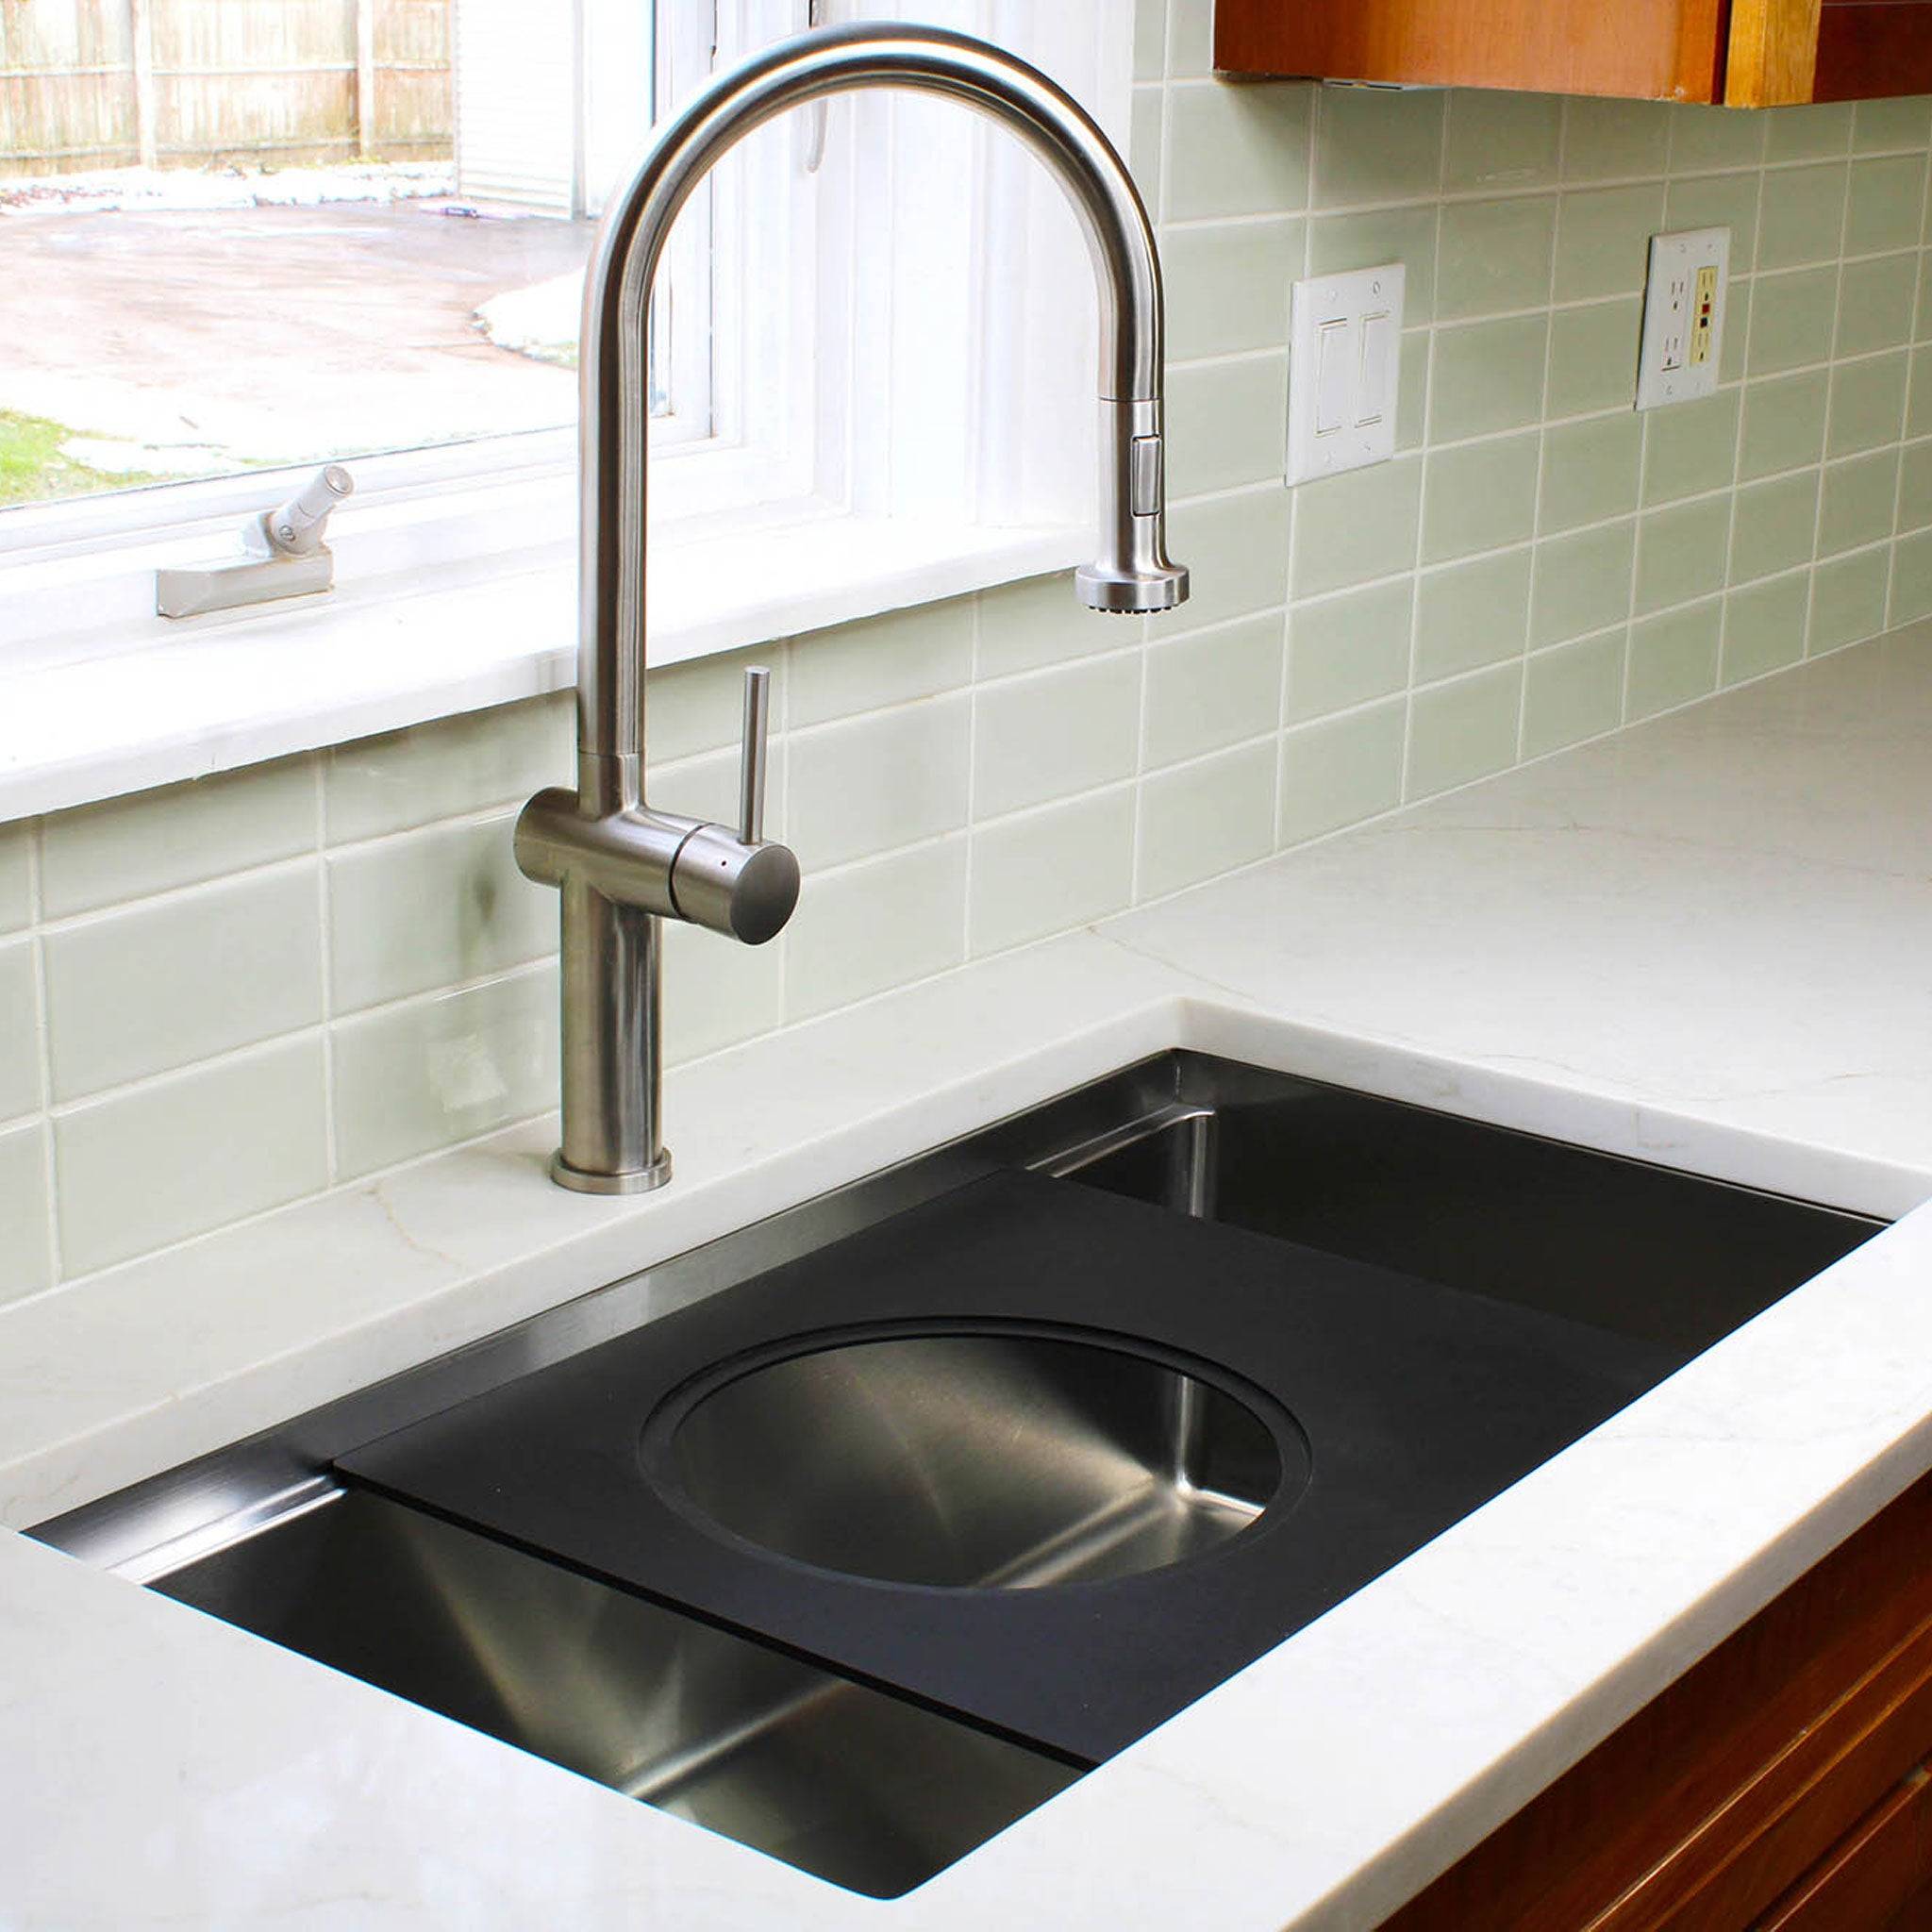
[0,0,452,175]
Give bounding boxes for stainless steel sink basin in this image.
[1051,1067,1876,1357]
[37,1049,1881,1899]
[657,1330,1295,1590]
[155,1488,1079,1899]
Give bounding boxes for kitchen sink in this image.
[157,1486,1078,1899]
[35,1051,1881,1898]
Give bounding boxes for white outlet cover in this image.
[1635,226,1730,412]
[1286,263,1405,487]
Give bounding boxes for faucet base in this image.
[550,1147,675,1196]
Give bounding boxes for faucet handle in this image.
[665,663,796,944]
[739,665,772,844]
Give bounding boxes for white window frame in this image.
[0,0,1131,820]
[643,0,721,445]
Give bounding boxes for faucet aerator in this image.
[1075,563,1191,615]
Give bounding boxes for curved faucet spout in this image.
[578,20,1190,796]
[524,21,1190,1195]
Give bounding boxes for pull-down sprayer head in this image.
[1077,397,1190,613]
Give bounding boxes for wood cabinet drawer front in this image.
[1380,1474,1932,1932]
[1755,1767,1932,1931]
[1643,1629,1932,1929]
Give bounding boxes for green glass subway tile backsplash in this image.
[1532,521,1637,648]
[1523,629,1627,758]
[1723,573,1811,685]
[1740,369,1831,479]
[8,11,1932,1288]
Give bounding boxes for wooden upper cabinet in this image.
[1812,2,1932,105]
[1214,0,1932,107]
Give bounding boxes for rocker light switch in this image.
[1358,311,1394,425]
[1315,322,1352,434]
[1287,263,1405,487]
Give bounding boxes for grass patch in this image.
[0,409,158,507]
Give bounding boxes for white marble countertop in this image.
[5,628,1932,1930]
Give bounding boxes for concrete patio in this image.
[1,181,591,487]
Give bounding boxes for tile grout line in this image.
[42,956,564,1123]
[1519,129,1566,764]
[3,1096,566,1307]
[1127,606,1152,906]
[959,591,982,958]
[1807,140,1860,646]
[1881,142,1932,634]
[1711,208,1756,685]
[1272,153,1316,854]
[1160,341,1923,525]
[312,756,338,1188]
[30,803,545,933]
[1270,598,1292,853]
[1395,90,1456,808]
[26,819,61,1288]
[1899,138,1932,631]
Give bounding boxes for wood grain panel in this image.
[1378,1472,1932,1932]
[1645,1629,1932,1927]
[1726,0,1824,105]
[1813,2,1932,99]
[1213,0,1729,102]
[1757,1768,1932,1931]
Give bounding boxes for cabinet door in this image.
[1756,1767,1932,1930]
[1212,0,1730,99]
[1216,0,1932,104]
[1813,3,1932,101]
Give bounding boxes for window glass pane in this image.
[0,0,695,514]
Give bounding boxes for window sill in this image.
[0,508,1090,823]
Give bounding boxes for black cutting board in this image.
[339,1167,1672,1765]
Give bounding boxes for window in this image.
[0,0,735,511]
[0,0,1128,800]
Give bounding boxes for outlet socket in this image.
[1635,227,1730,411]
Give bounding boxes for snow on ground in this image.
[58,435,234,478]
[0,160,456,219]
[475,272,585,367]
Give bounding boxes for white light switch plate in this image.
[1286,263,1405,487]
[1635,227,1730,411]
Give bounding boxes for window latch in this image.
[156,464,354,620]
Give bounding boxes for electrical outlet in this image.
[1635,228,1730,411]
[1690,264,1719,367]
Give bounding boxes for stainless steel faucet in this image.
[518,20,1190,1194]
